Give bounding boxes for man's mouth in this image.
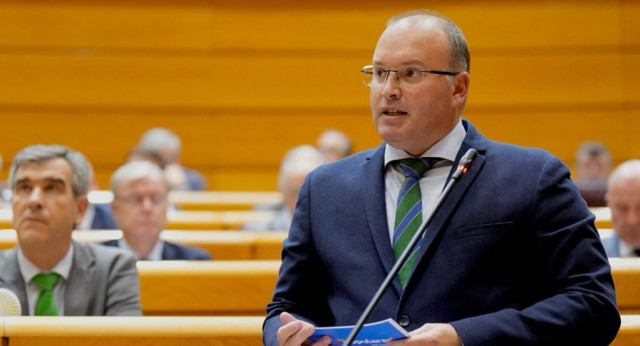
[382,109,407,116]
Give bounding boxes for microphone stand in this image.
[342,148,478,346]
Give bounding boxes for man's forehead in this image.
[117,176,167,194]
[374,21,449,62]
[15,158,73,181]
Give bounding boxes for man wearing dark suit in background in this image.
[264,10,619,346]
[103,161,210,260]
[0,145,141,316]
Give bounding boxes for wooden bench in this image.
[137,260,280,316]
[87,190,283,211]
[0,229,286,260]
[2,315,640,345]
[0,209,276,230]
[1,316,264,346]
[134,258,640,316]
[591,206,613,229]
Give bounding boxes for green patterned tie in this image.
[32,272,61,316]
[392,158,441,287]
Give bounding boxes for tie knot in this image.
[395,158,441,179]
[32,272,61,291]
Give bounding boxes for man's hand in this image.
[277,312,331,346]
[387,323,462,346]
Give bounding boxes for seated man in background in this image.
[137,127,207,191]
[574,141,612,206]
[316,129,353,163]
[104,161,211,260]
[0,145,141,316]
[243,145,324,231]
[602,159,640,257]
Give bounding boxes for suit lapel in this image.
[405,120,488,289]
[65,242,95,315]
[0,248,29,315]
[360,144,403,296]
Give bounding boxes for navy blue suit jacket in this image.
[102,240,211,260]
[263,121,619,345]
[91,203,119,230]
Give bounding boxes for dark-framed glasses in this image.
[360,65,459,87]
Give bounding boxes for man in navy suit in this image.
[264,10,619,346]
[103,161,210,260]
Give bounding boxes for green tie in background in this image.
[32,272,61,316]
[392,157,441,287]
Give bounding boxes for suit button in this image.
[398,315,410,327]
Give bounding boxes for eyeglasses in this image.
[361,65,459,87]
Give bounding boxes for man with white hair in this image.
[103,161,211,260]
[602,159,640,257]
[137,127,207,191]
[243,145,324,231]
[316,129,353,163]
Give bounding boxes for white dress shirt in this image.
[18,244,74,315]
[384,119,466,241]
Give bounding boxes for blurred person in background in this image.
[574,141,612,206]
[243,145,324,231]
[138,127,207,191]
[316,129,353,163]
[103,161,210,260]
[602,160,640,257]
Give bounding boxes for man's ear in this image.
[452,71,470,106]
[74,195,89,225]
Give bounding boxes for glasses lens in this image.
[361,66,374,86]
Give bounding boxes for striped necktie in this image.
[32,272,61,316]
[392,157,441,287]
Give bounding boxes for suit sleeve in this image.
[263,174,334,346]
[105,251,143,316]
[450,155,620,345]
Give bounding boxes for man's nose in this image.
[140,197,154,210]
[27,187,44,207]
[381,71,402,99]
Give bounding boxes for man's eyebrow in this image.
[44,178,66,186]
[14,178,30,185]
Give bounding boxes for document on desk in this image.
[304,318,409,346]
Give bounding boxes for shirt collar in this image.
[384,118,466,167]
[17,243,74,283]
[118,238,164,261]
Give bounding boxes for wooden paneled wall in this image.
[0,0,637,190]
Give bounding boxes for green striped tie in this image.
[392,158,441,287]
[32,272,61,316]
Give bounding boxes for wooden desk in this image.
[137,260,280,316]
[167,210,276,230]
[0,229,286,260]
[1,316,264,346]
[168,190,282,211]
[611,258,640,314]
[0,209,277,231]
[592,206,613,230]
[86,190,283,211]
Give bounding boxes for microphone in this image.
[0,288,22,316]
[342,148,478,346]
